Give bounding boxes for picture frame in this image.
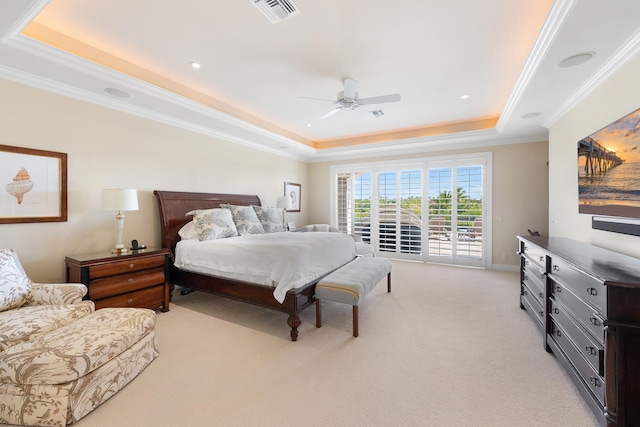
[0,144,68,223]
[284,182,301,212]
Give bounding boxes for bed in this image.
[154,190,356,341]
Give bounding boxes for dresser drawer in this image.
[521,285,544,331]
[89,268,165,300]
[550,299,603,376]
[550,320,605,406]
[549,257,605,313]
[550,280,605,346]
[94,285,165,310]
[521,243,547,270]
[88,255,165,279]
[522,265,545,304]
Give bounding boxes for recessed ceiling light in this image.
[104,87,132,98]
[557,52,595,68]
[189,61,201,69]
[460,94,470,100]
[306,123,312,127]
[521,112,541,119]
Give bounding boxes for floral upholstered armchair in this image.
[0,249,159,426]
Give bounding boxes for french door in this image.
[331,153,491,267]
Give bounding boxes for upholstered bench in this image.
[315,257,392,337]
[0,307,158,426]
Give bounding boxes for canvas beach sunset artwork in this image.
[578,106,640,219]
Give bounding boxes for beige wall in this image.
[549,53,640,258]
[308,141,549,268]
[0,79,309,282]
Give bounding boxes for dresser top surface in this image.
[519,236,640,287]
[65,247,168,264]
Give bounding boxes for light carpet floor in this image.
[25,261,605,426]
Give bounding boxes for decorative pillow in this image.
[192,209,238,241]
[252,205,285,233]
[220,204,265,235]
[0,249,32,312]
[178,221,200,240]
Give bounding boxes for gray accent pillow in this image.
[252,205,285,233]
[220,204,265,235]
[192,208,238,241]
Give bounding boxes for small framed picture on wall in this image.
[284,182,301,212]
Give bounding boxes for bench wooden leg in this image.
[353,305,359,337]
[316,299,322,328]
[387,272,391,292]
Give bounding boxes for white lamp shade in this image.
[276,196,292,210]
[102,189,139,211]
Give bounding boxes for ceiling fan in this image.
[301,78,401,120]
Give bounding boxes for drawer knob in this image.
[552,265,559,272]
[585,346,597,356]
[587,287,598,296]
[555,330,562,337]
[538,310,544,317]
[590,317,601,326]
[538,292,544,299]
[553,308,560,314]
[128,278,134,283]
[555,286,562,293]
[127,298,133,305]
[524,274,529,282]
[590,377,601,388]
[523,290,529,296]
[129,263,135,269]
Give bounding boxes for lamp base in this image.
[112,244,129,254]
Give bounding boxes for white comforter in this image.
[175,232,356,303]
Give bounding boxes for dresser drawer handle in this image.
[587,287,598,296]
[524,246,529,252]
[539,256,544,262]
[524,274,529,282]
[590,377,601,388]
[555,330,562,337]
[127,298,133,305]
[554,286,561,293]
[524,259,529,266]
[129,263,135,269]
[538,292,544,299]
[552,265,559,272]
[538,310,544,317]
[523,289,529,296]
[553,308,560,314]
[590,317,601,326]
[585,346,597,356]
[128,278,134,283]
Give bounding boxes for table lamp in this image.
[102,188,139,253]
[276,196,292,230]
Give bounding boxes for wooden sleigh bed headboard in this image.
[153,190,261,257]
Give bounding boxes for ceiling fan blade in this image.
[358,94,401,105]
[299,96,335,102]
[319,107,344,120]
[343,78,358,100]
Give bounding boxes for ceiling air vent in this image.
[250,0,300,23]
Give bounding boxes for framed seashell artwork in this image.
[0,144,67,223]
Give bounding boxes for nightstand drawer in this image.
[88,255,165,279]
[94,285,165,310]
[89,267,165,300]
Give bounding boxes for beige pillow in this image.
[0,249,32,312]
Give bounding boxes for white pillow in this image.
[178,221,200,240]
[220,204,265,236]
[252,205,285,233]
[192,209,239,241]
[0,249,32,312]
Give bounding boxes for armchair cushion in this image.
[0,249,32,313]
[23,282,88,306]
[0,301,95,352]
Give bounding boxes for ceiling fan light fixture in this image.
[250,0,300,24]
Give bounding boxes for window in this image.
[331,153,491,267]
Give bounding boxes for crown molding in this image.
[496,0,576,133]
[541,26,640,129]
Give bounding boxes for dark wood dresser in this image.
[518,236,640,427]
[65,248,170,312]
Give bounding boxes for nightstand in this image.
[65,248,170,312]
